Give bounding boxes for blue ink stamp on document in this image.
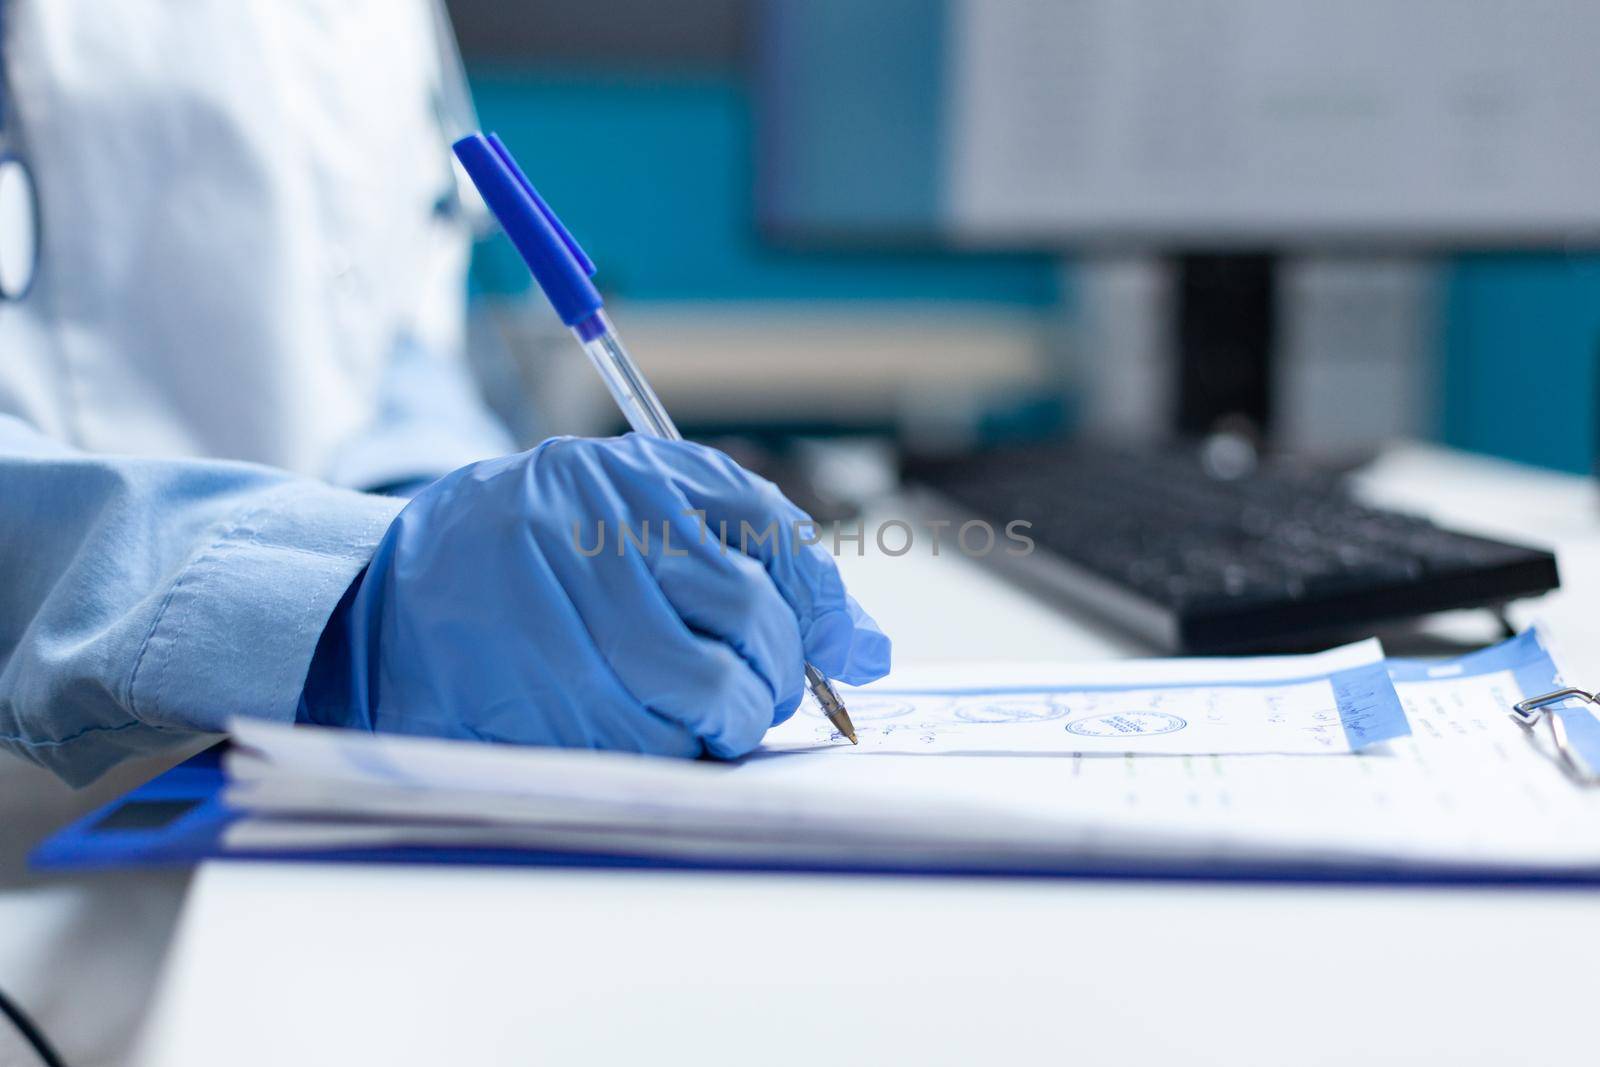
[832,699,915,723]
[955,701,1070,724]
[1065,711,1188,737]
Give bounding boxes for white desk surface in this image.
[6,442,1599,1066]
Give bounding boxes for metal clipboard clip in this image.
[1510,688,1600,784]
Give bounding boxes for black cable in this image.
[0,982,68,1067]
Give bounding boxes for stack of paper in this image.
[223,629,1600,875]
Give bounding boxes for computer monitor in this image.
[758,0,1600,440]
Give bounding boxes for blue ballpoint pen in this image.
[452,132,860,745]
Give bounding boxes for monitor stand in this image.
[1072,252,1431,455]
[1172,252,1278,444]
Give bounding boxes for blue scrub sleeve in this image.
[0,415,405,785]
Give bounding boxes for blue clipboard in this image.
[34,630,1600,886]
[32,763,1600,888]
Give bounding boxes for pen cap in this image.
[487,134,596,277]
[452,133,603,328]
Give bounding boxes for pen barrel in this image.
[806,663,858,743]
[574,313,681,441]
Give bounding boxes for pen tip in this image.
[846,729,859,745]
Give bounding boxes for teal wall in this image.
[1440,255,1600,474]
[469,69,1060,305]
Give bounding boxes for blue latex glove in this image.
[299,435,891,758]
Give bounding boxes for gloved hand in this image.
[299,435,891,758]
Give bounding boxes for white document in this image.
[222,628,1600,874]
[762,639,1404,756]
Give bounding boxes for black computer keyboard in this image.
[903,442,1560,653]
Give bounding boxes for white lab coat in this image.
[0,0,479,477]
[0,8,509,1062]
